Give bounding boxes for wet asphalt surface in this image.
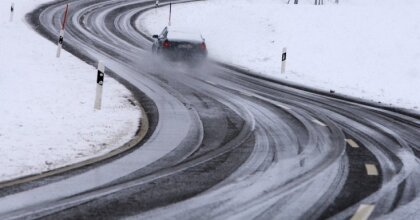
[0,0,419,219]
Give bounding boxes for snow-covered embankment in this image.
[141,0,420,111]
[0,0,142,182]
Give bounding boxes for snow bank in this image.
[141,0,420,111]
[0,1,141,182]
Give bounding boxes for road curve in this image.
[0,0,419,219]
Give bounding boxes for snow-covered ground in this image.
[0,1,141,182]
[141,0,420,111]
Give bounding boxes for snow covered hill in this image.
[141,0,420,112]
[0,0,141,182]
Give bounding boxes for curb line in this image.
[0,99,149,190]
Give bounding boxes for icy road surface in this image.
[0,0,419,220]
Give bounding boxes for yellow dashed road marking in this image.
[205,80,217,86]
[312,119,327,127]
[254,94,292,110]
[365,164,379,176]
[240,91,254,97]
[346,139,360,148]
[351,204,375,220]
[274,102,291,110]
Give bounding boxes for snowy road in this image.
[0,0,419,219]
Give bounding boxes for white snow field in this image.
[141,0,420,112]
[0,1,141,182]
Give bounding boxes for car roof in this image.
[166,26,204,43]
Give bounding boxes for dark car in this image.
[152,26,207,61]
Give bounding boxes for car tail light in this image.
[200,42,207,50]
[163,40,171,48]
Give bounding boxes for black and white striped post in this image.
[10,3,14,22]
[56,29,65,58]
[155,0,159,8]
[281,47,287,74]
[56,4,69,58]
[94,62,105,110]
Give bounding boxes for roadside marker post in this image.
[56,29,65,58]
[94,62,105,110]
[155,0,159,8]
[56,4,69,58]
[168,2,172,26]
[281,47,287,74]
[10,3,14,22]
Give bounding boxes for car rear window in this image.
[167,30,203,43]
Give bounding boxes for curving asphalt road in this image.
[0,0,419,219]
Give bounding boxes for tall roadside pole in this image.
[168,2,172,26]
[94,62,105,110]
[10,3,14,22]
[56,4,69,58]
[155,0,159,13]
